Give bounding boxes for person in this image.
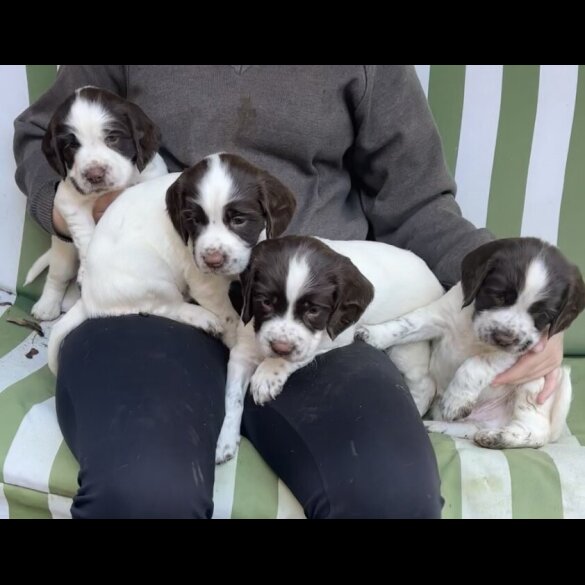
[13,65,563,519]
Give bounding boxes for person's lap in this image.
[56,314,442,519]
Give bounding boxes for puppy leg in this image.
[31,237,78,321]
[216,324,261,464]
[150,302,225,338]
[250,357,312,405]
[440,353,517,421]
[424,420,481,440]
[388,342,436,416]
[474,372,570,449]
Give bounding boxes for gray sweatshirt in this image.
[13,65,493,288]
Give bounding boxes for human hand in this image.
[492,333,564,404]
[92,189,124,222]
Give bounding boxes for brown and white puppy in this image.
[357,237,585,449]
[47,153,296,375]
[215,235,445,463]
[25,86,168,320]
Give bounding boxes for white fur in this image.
[28,92,168,321]
[193,154,256,275]
[215,238,445,463]
[357,275,572,449]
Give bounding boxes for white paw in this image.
[215,423,240,465]
[31,297,62,321]
[423,420,449,434]
[250,361,287,405]
[184,307,224,339]
[354,324,387,350]
[440,392,475,422]
[221,316,238,349]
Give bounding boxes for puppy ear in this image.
[125,104,161,172]
[461,240,509,308]
[166,176,189,244]
[41,117,67,178]
[549,264,585,337]
[327,257,374,340]
[239,262,257,325]
[258,172,296,238]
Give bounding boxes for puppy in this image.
[25,86,168,321]
[357,238,585,449]
[47,153,296,375]
[215,235,445,463]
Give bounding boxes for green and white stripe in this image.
[0,65,583,518]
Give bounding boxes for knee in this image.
[326,463,443,519]
[72,466,214,519]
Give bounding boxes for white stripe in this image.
[2,397,62,493]
[521,65,579,245]
[212,453,238,519]
[414,65,431,97]
[0,65,30,292]
[454,65,503,229]
[48,493,72,519]
[455,438,513,519]
[276,479,305,519]
[0,484,9,518]
[0,321,53,394]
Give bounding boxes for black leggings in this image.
[56,315,442,519]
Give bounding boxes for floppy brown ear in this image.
[166,176,189,244]
[258,172,296,238]
[239,262,257,325]
[41,118,67,178]
[461,240,509,308]
[327,257,374,340]
[549,265,585,337]
[125,104,161,172]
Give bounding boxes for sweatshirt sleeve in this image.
[13,65,127,235]
[353,65,494,289]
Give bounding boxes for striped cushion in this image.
[1,65,584,519]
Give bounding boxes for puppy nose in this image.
[203,251,226,268]
[83,166,106,184]
[270,340,294,356]
[492,329,518,348]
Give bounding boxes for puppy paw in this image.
[221,316,239,349]
[31,298,62,321]
[474,429,508,449]
[354,324,387,349]
[475,427,546,449]
[250,361,288,405]
[440,394,474,422]
[215,424,240,465]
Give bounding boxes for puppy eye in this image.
[492,294,505,307]
[231,216,247,226]
[306,306,320,317]
[105,135,120,146]
[260,296,277,311]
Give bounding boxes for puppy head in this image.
[166,153,296,276]
[42,86,160,194]
[461,237,585,353]
[240,236,374,363]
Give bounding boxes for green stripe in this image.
[566,358,585,445]
[3,484,51,519]
[0,304,37,360]
[231,438,278,519]
[0,366,55,484]
[429,433,462,519]
[16,65,57,304]
[503,449,563,519]
[486,65,540,238]
[557,66,585,355]
[48,440,78,498]
[427,65,466,176]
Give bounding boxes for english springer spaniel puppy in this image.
[25,86,168,321]
[215,235,445,463]
[47,153,296,375]
[357,238,585,449]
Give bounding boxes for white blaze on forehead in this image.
[518,257,549,309]
[65,97,113,143]
[197,154,235,223]
[285,254,311,308]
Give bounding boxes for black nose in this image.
[83,166,106,184]
[491,329,518,348]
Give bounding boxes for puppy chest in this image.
[429,335,479,392]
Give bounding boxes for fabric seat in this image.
[0,65,583,518]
